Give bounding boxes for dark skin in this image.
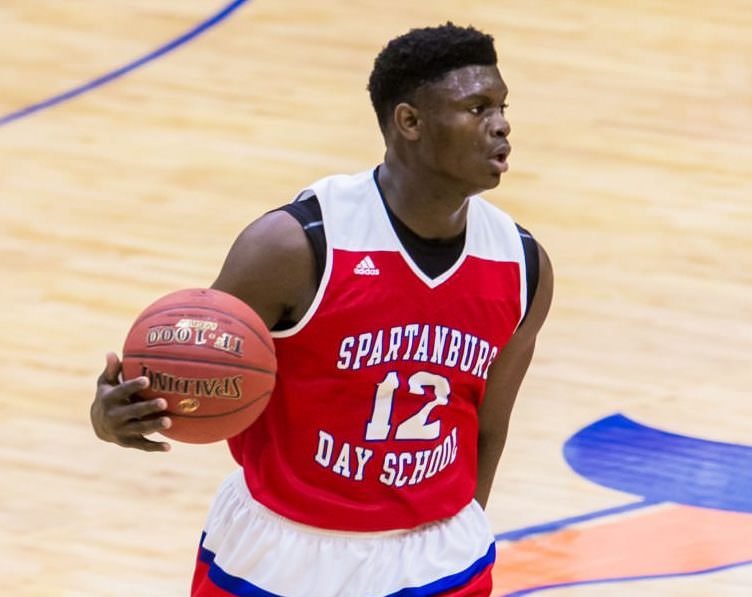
[91,64,553,507]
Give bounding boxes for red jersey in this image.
[228,169,528,532]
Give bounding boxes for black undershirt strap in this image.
[516,224,539,327]
[276,198,326,283]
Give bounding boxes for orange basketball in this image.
[121,288,276,444]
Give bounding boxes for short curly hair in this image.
[368,22,497,133]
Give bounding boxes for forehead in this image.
[422,65,507,102]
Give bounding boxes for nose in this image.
[490,108,510,138]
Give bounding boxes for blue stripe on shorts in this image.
[198,531,495,597]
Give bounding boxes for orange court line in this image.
[492,504,752,596]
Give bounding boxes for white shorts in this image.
[193,469,495,597]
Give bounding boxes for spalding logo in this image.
[140,365,243,400]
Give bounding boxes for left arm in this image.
[475,241,554,508]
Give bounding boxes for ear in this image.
[392,102,421,141]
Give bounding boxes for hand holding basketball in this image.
[91,351,174,451]
[116,288,276,444]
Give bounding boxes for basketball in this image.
[121,288,276,444]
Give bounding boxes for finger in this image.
[120,436,172,452]
[97,352,122,386]
[100,376,150,407]
[109,397,168,425]
[122,417,172,437]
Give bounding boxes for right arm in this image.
[89,210,316,451]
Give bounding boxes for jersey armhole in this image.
[516,224,539,326]
[270,194,327,331]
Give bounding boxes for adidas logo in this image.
[354,256,380,276]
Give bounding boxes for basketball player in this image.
[91,23,553,596]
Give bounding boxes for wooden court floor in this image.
[1,1,750,595]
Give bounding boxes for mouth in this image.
[489,144,511,172]
[490,143,511,161]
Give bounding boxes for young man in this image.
[91,23,553,596]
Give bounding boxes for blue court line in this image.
[494,498,659,543]
[0,0,252,128]
[499,558,752,596]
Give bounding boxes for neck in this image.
[378,153,470,239]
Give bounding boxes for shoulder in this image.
[476,198,554,341]
[212,209,317,328]
[306,168,378,209]
[229,209,312,267]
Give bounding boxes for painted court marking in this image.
[492,414,752,595]
[0,0,252,128]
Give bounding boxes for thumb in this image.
[99,351,122,385]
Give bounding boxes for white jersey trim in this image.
[271,167,528,337]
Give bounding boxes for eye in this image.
[469,105,485,116]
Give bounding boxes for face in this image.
[410,65,511,194]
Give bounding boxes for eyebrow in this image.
[456,90,508,103]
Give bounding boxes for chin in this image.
[474,172,503,193]
[447,169,501,197]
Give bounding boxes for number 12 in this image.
[364,371,451,441]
